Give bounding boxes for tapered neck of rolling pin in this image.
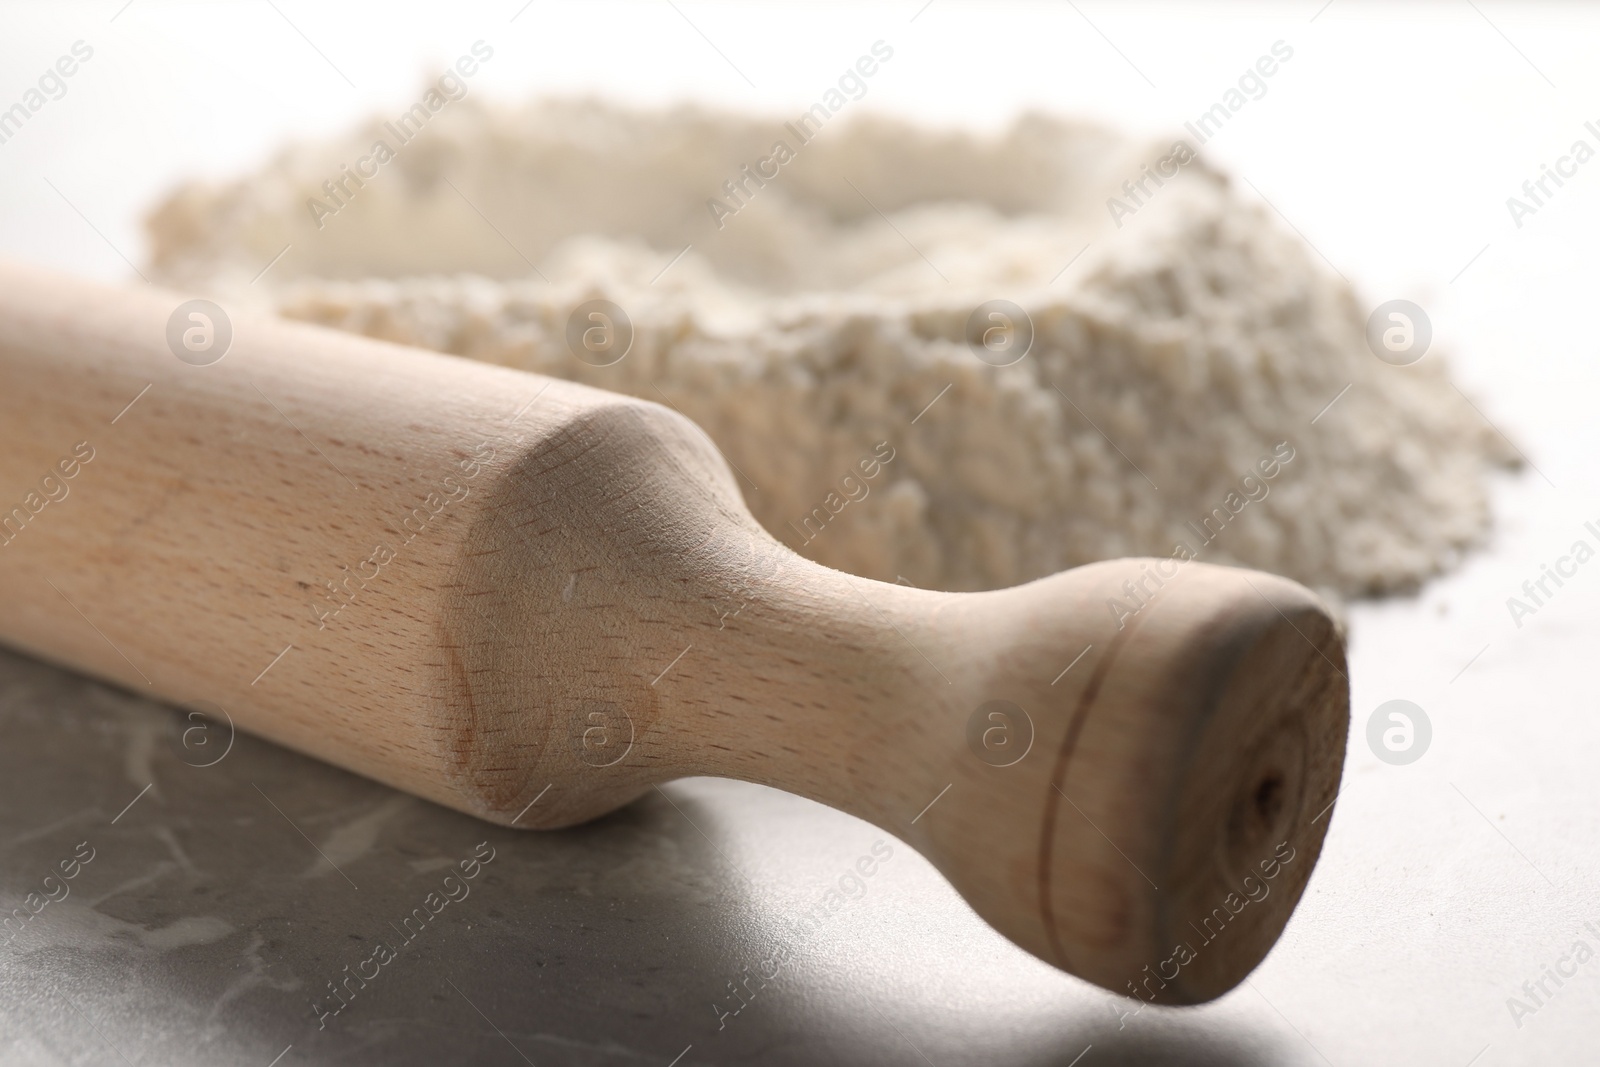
[652,555,982,832]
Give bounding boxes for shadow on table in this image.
[1025,1025,1289,1067]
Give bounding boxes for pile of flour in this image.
[145,98,1516,598]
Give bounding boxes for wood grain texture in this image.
[0,263,1348,1003]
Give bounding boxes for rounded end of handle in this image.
[917,560,1347,1005]
[1141,567,1347,1003]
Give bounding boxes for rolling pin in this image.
[0,263,1347,1005]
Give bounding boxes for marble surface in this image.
[0,647,1308,1067]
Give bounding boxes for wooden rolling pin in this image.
[0,263,1347,1005]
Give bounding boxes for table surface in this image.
[4,4,1600,1065]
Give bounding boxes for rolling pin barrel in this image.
[0,264,1347,1004]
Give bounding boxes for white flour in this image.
[146,99,1516,598]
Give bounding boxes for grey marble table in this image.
[0,642,1304,1067]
